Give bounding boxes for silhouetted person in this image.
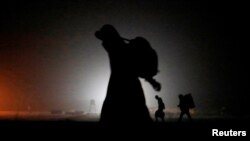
[88,99,97,114]
[95,24,160,125]
[178,94,193,122]
[155,95,165,122]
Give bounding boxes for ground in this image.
[0,118,249,138]
[0,111,249,137]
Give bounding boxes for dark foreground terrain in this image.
[0,118,249,138]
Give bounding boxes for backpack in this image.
[184,94,195,109]
[128,37,159,79]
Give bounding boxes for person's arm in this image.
[145,77,161,91]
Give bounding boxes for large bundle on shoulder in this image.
[126,37,159,79]
[184,93,196,109]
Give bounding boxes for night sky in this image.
[0,1,247,116]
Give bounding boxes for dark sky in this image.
[0,1,247,116]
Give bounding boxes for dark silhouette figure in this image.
[95,24,160,125]
[177,94,193,122]
[154,95,165,122]
[88,99,97,114]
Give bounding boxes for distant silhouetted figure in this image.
[155,95,165,122]
[178,94,195,122]
[88,99,97,114]
[95,24,161,125]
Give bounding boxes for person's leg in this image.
[155,113,158,122]
[178,112,184,122]
[160,111,165,122]
[161,116,165,122]
[186,111,193,122]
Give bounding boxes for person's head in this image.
[95,24,121,41]
[155,95,159,99]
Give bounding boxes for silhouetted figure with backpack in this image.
[155,95,165,122]
[95,24,161,126]
[178,94,195,122]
